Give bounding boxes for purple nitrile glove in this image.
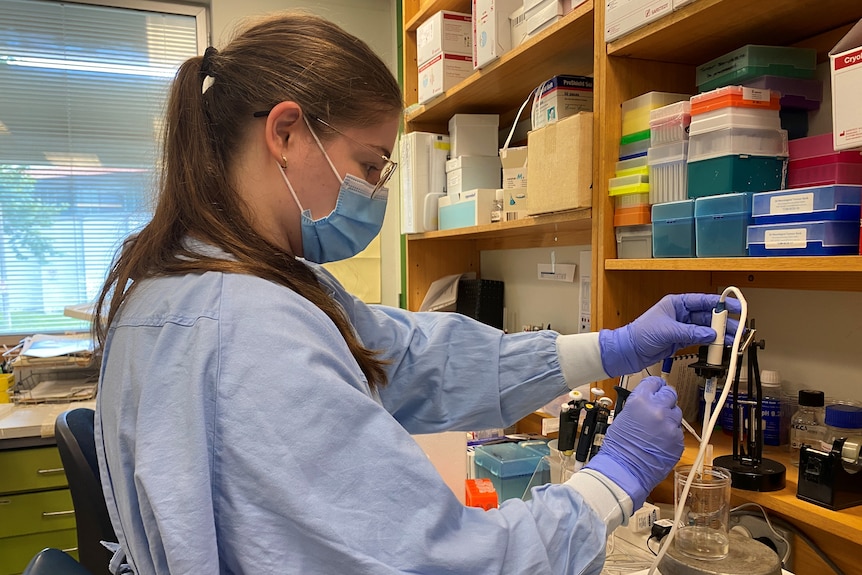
[585,376,684,510]
[599,293,741,378]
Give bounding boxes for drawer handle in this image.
[62,547,78,553]
[43,510,76,518]
[37,467,65,475]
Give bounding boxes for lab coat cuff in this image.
[556,333,610,389]
[565,469,634,532]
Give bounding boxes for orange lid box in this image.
[614,205,651,227]
[465,478,498,510]
[691,86,780,115]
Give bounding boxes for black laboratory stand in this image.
[691,320,786,492]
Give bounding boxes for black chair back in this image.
[23,548,93,575]
[55,408,116,575]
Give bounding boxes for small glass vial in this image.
[789,390,826,466]
[822,403,862,451]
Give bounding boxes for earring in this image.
[281,155,288,169]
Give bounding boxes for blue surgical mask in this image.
[278,117,388,264]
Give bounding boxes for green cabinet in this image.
[0,447,78,575]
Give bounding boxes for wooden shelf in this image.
[406,208,591,243]
[605,256,862,272]
[607,0,861,64]
[405,1,594,132]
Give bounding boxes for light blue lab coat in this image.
[95,241,630,575]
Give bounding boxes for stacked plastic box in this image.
[613,92,689,258]
[687,86,788,199]
[648,101,691,205]
[696,44,819,141]
[787,133,862,189]
[747,185,862,256]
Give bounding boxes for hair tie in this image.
[200,46,218,94]
[200,46,219,78]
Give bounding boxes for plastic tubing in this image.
[647,286,748,575]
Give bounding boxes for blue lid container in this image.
[695,193,752,257]
[752,184,862,224]
[473,442,546,502]
[747,220,860,256]
[825,404,862,430]
[652,200,696,257]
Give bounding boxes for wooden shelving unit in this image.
[401,1,862,569]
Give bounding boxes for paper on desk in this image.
[20,333,93,358]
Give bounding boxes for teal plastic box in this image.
[687,155,787,198]
[473,442,547,502]
[697,45,816,92]
[652,200,696,257]
[695,193,752,257]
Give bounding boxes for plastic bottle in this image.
[789,390,826,466]
[760,370,786,446]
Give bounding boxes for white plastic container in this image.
[616,224,653,258]
[688,127,788,163]
[689,107,782,136]
[448,114,500,157]
[614,192,650,209]
[648,141,689,204]
[649,100,691,145]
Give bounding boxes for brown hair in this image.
[93,12,402,389]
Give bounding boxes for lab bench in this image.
[0,401,95,575]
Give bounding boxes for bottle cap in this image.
[760,369,781,385]
[798,389,824,407]
[825,404,862,429]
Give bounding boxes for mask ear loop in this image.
[277,159,305,213]
[303,116,344,185]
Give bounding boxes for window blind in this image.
[0,0,203,335]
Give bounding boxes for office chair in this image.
[55,408,117,575]
[23,548,93,575]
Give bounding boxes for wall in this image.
[210,0,403,307]
[481,245,589,335]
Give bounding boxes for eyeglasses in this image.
[252,110,397,195]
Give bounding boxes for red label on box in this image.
[834,47,862,71]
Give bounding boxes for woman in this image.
[94,11,738,575]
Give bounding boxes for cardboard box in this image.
[439,188,498,230]
[502,188,529,221]
[509,6,528,49]
[400,132,450,233]
[499,146,528,189]
[418,53,474,105]
[446,155,502,197]
[473,0,523,69]
[525,0,563,35]
[531,75,594,129]
[605,0,672,43]
[526,112,593,214]
[830,18,862,151]
[417,11,473,66]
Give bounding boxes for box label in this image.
[764,228,807,249]
[769,192,814,215]
[742,87,770,102]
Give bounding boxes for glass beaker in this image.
[674,465,731,560]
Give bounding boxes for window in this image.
[0,0,206,336]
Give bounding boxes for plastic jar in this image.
[822,403,862,451]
